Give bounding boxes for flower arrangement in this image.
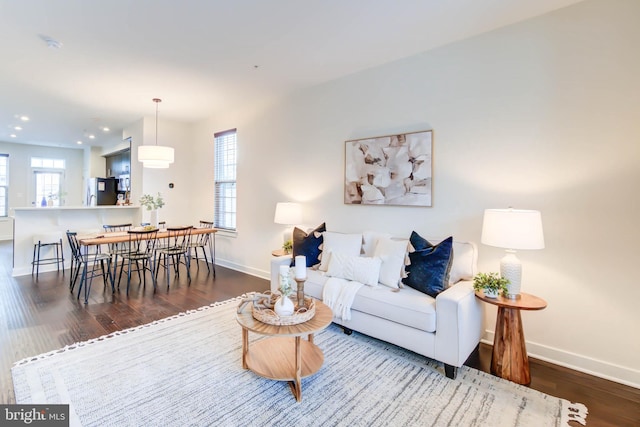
[282,239,293,253]
[278,267,295,297]
[473,272,509,296]
[139,193,165,211]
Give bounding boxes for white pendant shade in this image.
[138,145,174,169]
[138,97,175,169]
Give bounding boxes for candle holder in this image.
[295,278,306,307]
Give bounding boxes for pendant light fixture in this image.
[138,98,174,168]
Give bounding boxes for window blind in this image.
[0,154,7,216]
[214,129,237,231]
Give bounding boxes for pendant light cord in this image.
[153,98,161,146]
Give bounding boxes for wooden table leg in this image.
[293,336,302,401]
[241,328,248,369]
[491,306,530,385]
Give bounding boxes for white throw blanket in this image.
[322,277,363,321]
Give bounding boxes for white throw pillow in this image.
[326,252,381,287]
[319,231,363,271]
[373,237,409,289]
[361,230,392,257]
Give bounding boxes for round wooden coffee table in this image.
[236,299,333,401]
[475,290,547,385]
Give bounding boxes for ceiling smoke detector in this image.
[38,34,63,49]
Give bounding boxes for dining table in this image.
[76,226,217,299]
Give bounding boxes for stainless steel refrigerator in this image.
[86,177,119,206]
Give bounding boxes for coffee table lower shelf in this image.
[244,336,324,401]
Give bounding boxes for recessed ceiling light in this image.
[76,141,83,145]
[88,134,95,139]
[20,116,29,122]
[14,126,22,131]
[102,127,110,132]
[10,134,17,138]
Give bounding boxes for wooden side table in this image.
[236,300,333,401]
[271,248,291,257]
[475,290,547,385]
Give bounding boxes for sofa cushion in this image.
[326,252,381,287]
[303,269,437,333]
[450,241,476,284]
[403,233,453,298]
[292,222,325,267]
[319,231,363,271]
[373,237,409,289]
[362,230,392,257]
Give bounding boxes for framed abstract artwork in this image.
[344,130,432,206]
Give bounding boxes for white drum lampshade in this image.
[274,202,302,245]
[481,208,544,298]
[138,145,174,169]
[138,98,175,169]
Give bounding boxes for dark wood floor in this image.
[0,242,638,426]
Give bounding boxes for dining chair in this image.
[141,221,166,228]
[118,228,159,294]
[155,226,193,289]
[66,231,114,304]
[188,220,213,272]
[103,223,132,276]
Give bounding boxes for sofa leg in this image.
[444,364,457,379]
[341,326,353,336]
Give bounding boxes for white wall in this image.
[190,0,640,387]
[124,116,196,227]
[84,146,106,183]
[0,141,84,210]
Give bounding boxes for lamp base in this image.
[500,250,522,299]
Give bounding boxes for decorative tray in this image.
[238,291,315,326]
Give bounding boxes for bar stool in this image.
[32,232,65,279]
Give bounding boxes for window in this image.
[0,155,8,216]
[214,129,237,231]
[31,157,65,207]
[34,172,63,207]
[31,157,65,169]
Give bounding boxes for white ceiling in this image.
[0,0,584,148]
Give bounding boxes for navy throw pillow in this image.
[402,233,453,298]
[291,222,326,267]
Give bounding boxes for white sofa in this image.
[270,238,482,379]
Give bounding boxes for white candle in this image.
[295,255,307,279]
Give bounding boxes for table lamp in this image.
[481,208,544,299]
[274,202,302,249]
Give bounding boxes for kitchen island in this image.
[12,205,140,276]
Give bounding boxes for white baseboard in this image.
[214,258,270,281]
[12,261,72,277]
[482,330,640,389]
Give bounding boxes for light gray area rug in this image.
[12,298,588,427]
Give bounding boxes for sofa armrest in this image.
[270,256,291,293]
[434,280,483,367]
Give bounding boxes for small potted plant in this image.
[473,272,509,298]
[139,193,165,210]
[140,193,165,227]
[282,239,293,254]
